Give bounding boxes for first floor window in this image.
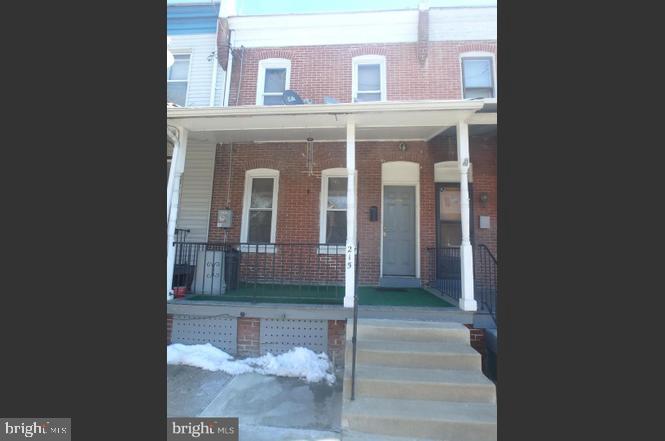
[167,54,190,106]
[241,170,279,244]
[320,169,349,248]
[462,56,494,99]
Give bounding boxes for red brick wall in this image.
[327,320,346,368]
[236,317,260,357]
[228,41,496,106]
[464,324,486,356]
[208,135,496,285]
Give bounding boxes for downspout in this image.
[209,53,218,106]
[223,30,234,107]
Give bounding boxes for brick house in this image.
[167,0,497,373]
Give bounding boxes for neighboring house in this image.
[167,3,497,438]
[167,2,225,107]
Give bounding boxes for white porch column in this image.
[456,121,478,311]
[166,127,188,300]
[344,121,357,308]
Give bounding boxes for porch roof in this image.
[167,99,494,143]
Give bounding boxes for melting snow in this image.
[167,343,336,384]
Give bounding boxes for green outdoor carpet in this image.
[184,285,453,307]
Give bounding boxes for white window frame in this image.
[167,52,192,106]
[240,169,279,252]
[318,169,349,254]
[459,51,497,100]
[255,58,291,105]
[352,55,387,103]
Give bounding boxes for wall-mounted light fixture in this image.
[479,192,489,207]
[399,142,407,152]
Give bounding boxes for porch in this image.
[167,99,497,314]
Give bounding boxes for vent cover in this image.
[260,319,328,355]
[171,315,237,354]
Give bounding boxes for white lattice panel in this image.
[260,318,328,355]
[171,315,237,354]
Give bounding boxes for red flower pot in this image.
[173,286,187,298]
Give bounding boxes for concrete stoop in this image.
[341,319,497,441]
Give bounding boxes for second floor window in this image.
[352,55,386,102]
[256,59,291,105]
[167,54,190,106]
[462,57,495,99]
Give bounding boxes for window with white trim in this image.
[256,59,291,105]
[461,56,495,99]
[352,55,386,102]
[319,169,349,249]
[167,54,190,106]
[241,169,279,244]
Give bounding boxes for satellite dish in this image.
[282,90,304,105]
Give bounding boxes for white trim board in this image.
[227,8,496,47]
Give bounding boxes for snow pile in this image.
[167,343,254,375]
[167,343,335,384]
[245,347,336,384]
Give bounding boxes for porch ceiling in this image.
[167,99,489,143]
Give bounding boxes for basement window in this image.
[462,56,495,99]
[352,55,386,102]
[167,54,190,106]
[256,59,291,105]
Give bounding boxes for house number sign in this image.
[346,243,355,270]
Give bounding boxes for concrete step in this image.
[342,396,496,441]
[343,365,495,403]
[347,319,469,344]
[379,277,421,288]
[346,339,481,370]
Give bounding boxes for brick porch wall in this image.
[166,314,173,345]
[327,320,346,368]
[228,41,497,106]
[236,317,260,357]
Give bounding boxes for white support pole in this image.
[344,121,357,308]
[456,121,477,311]
[166,128,188,300]
[166,127,179,221]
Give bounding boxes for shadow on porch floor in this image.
[184,286,454,308]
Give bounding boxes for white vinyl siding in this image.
[175,142,216,242]
[167,33,226,107]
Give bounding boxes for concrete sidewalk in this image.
[167,365,342,441]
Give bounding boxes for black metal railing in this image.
[475,244,498,327]
[350,242,360,401]
[426,247,462,301]
[172,242,347,304]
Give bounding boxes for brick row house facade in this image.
[167,2,497,370]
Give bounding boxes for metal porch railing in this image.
[172,242,347,304]
[475,244,498,327]
[426,246,462,301]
